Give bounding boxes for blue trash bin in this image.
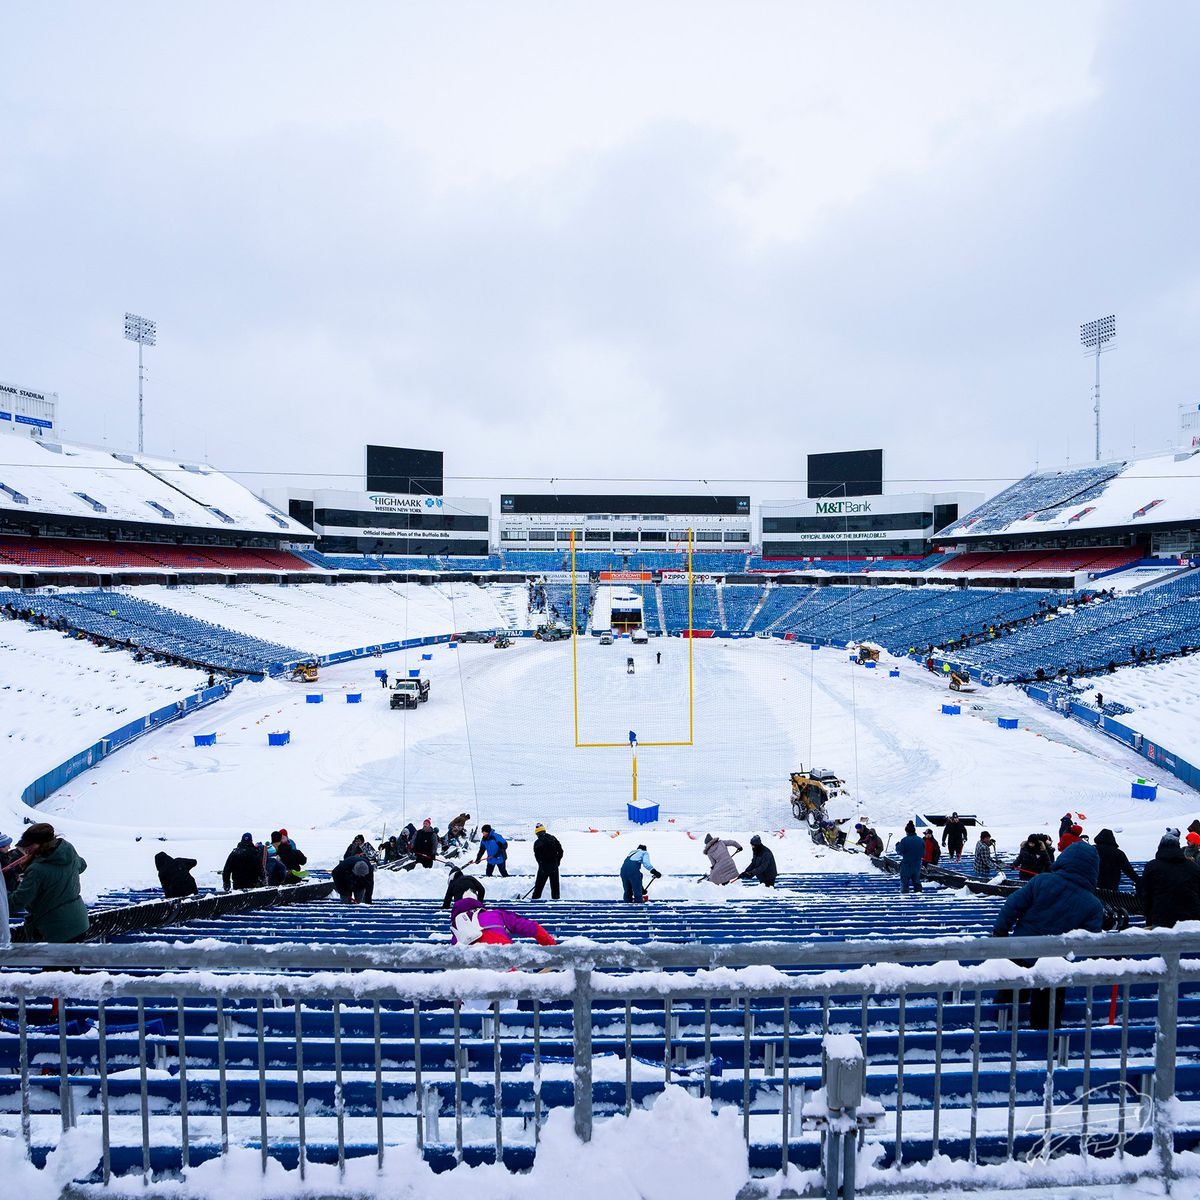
[346,694,362,704]
[942,704,960,715]
[193,733,216,748]
[268,731,291,747]
[306,694,323,704]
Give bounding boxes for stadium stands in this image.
[4,590,305,672]
[660,583,720,630]
[0,537,311,572]
[939,463,1124,537]
[747,556,929,573]
[719,583,764,631]
[931,548,1141,576]
[961,569,1200,678]
[8,873,1193,1179]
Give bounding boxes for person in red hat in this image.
[1184,830,1200,866]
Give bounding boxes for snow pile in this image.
[0,619,208,801]
[1070,654,1200,750]
[59,1086,746,1200]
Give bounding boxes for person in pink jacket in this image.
[448,897,558,946]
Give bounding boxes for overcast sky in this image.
[2,2,1197,506]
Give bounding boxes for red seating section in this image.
[935,548,1140,574]
[0,538,311,572]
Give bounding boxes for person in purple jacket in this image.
[448,897,558,947]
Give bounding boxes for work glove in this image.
[534,928,557,947]
[651,869,662,879]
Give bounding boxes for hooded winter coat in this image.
[1093,828,1139,892]
[9,838,89,943]
[704,838,742,884]
[740,841,778,885]
[223,841,265,890]
[1139,842,1200,928]
[331,855,374,902]
[154,852,198,899]
[1015,841,1052,880]
[448,897,556,946]
[992,842,1105,938]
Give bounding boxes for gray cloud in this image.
[0,1,1194,511]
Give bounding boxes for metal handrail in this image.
[4,926,1200,973]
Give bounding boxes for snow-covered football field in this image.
[16,634,1198,899]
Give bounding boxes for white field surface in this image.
[119,581,538,656]
[7,634,1198,901]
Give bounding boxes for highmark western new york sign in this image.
[367,495,445,512]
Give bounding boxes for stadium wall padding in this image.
[1022,684,1200,793]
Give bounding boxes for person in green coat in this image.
[9,823,89,943]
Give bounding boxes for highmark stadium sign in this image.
[366,495,445,513]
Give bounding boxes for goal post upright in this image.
[572,528,580,748]
[688,526,694,745]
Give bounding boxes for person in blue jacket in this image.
[991,841,1105,1029]
[473,825,509,878]
[896,821,925,894]
[621,844,660,903]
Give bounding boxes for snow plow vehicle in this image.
[535,623,571,642]
[789,766,850,828]
[389,679,431,709]
[290,661,319,683]
[493,634,513,649]
[855,643,881,664]
[949,669,976,693]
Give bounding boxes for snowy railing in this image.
[1,931,1198,1194]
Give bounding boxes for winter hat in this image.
[1187,833,1200,847]
[923,829,934,837]
[1071,824,1084,836]
[18,822,55,848]
[0,832,12,850]
[1163,828,1182,844]
[352,861,370,877]
[1189,820,1200,836]
[423,819,432,828]
[535,823,546,833]
[240,832,253,843]
[704,833,715,845]
[637,844,647,851]
[750,835,762,846]
[266,846,278,856]
[904,821,916,836]
[278,828,288,839]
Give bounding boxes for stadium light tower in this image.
[1080,314,1116,462]
[123,312,157,453]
